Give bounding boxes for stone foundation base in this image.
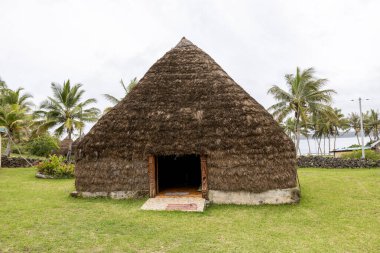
[71,187,300,205]
[71,190,148,199]
[208,187,300,205]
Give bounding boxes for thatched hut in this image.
[57,136,73,156]
[71,135,84,155]
[74,38,300,205]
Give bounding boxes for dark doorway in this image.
[157,155,201,192]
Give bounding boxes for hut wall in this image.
[75,157,149,197]
[207,151,297,193]
[75,149,297,198]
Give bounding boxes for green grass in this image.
[0,168,379,252]
[9,153,46,160]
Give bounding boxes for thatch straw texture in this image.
[57,136,73,156]
[71,136,83,154]
[75,37,297,195]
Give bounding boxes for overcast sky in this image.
[1,0,380,134]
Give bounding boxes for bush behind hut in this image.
[27,134,59,157]
[341,150,380,161]
[36,155,74,178]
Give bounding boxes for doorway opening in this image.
[157,155,201,197]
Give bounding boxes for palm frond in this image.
[103,94,120,105]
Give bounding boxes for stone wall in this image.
[0,156,42,168]
[297,156,380,168]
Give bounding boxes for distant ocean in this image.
[298,133,371,155]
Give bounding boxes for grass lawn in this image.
[10,153,46,160]
[0,168,379,252]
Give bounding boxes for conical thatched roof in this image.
[72,134,84,153]
[75,37,297,194]
[57,135,73,156]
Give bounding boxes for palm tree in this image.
[268,67,336,153]
[0,104,30,156]
[312,111,330,155]
[0,78,6,90]
[281,117,309,154]
[348,113,361,145]
[300,118,312,155]
[318,107,347,154]
[0,78,8,104]
[34,80,100,154]
[363,111,373,142]
[1,87,34,111]
[331,108,348,150]
[103,78,138,112]
[0,85,33,156]
[364,109,380,141]
[281,118,296,142]
[311,112,324,155]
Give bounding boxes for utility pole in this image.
[358,98,365,159]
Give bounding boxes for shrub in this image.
[10,142,29,155]
[341,150,380,161]
[36,155,74,178]
[28,135,59,157]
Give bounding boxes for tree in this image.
[27,134,59,157]
[281,118,296,143]
[0,78,8,105]
[268,67,336,153]
[0,104,30,156]
[103,78,138,112]
[363,111,373,142]
[311,111,324,155]
[330,108,349,150]
[300,117,312,155]
[311,108,334,155]
[364,109,380,141]
[34,80,100,155]
[0,78,6,90]
[314,107,348,154]
[348,113,361,145]
[1,87,34,111]
[0,84,33,156]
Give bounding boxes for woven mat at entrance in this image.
[141,197,205,212]
[166,203,198,211]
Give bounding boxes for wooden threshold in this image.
[156,187,203,198]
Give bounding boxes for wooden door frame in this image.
[148,155,156,198]
[148,154,208,199]
[200,155,209,199]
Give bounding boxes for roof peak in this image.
[175,37,195,48]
